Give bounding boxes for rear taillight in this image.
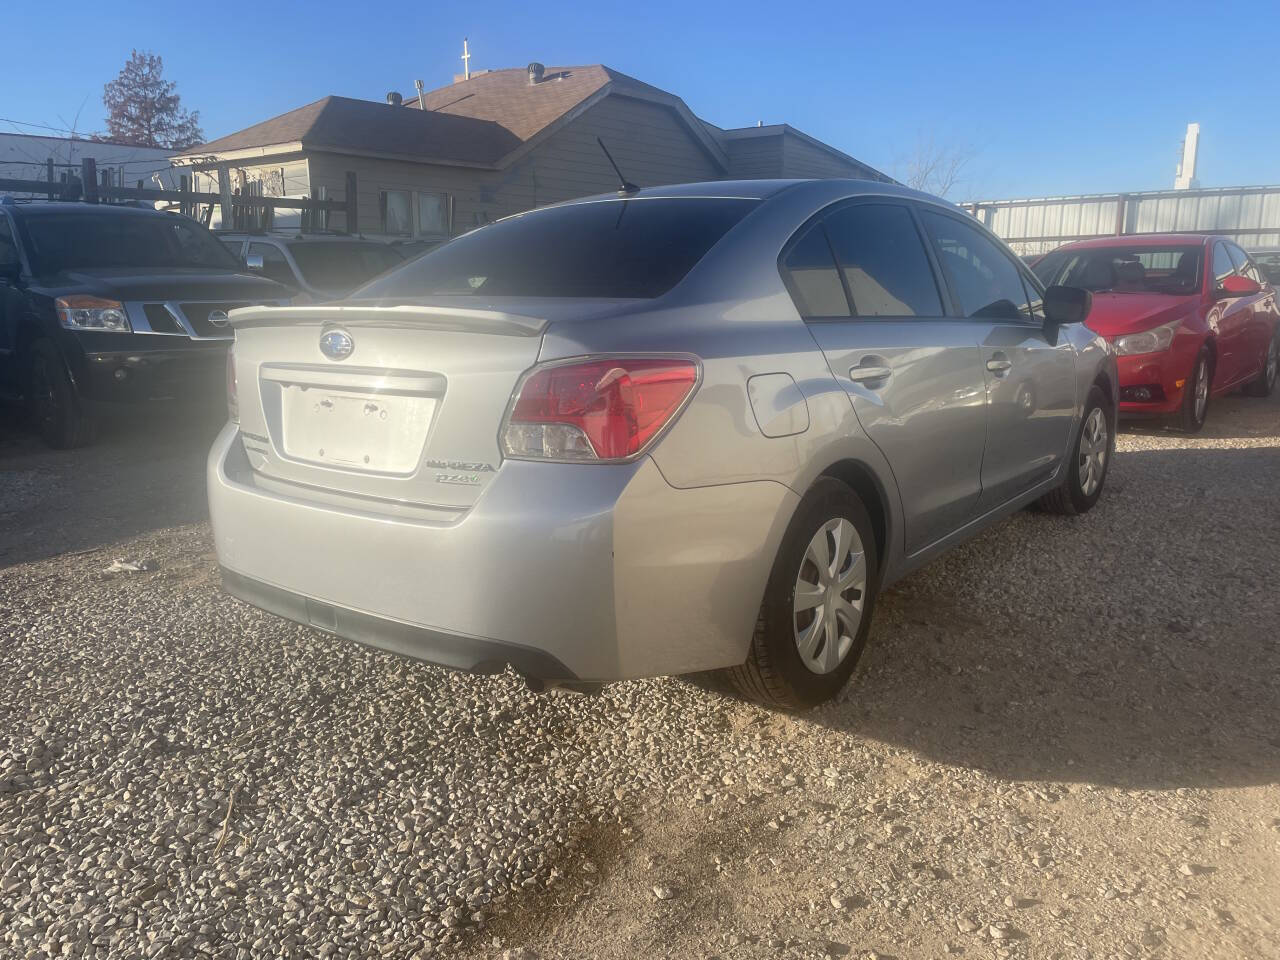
[226,345,238,422]
[501,357,699,461]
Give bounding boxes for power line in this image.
[0,116,82,136]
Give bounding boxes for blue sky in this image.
[3,0,1277,200]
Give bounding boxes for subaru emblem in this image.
[207,310,230,327]
[319,328,354,361]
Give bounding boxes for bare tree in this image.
[900,137,975,198]
[102,51,204,149]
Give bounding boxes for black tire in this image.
[1243,330,1278,398]
[27,339,94,449]
[725,477,879,710]
[1173,346,1212,433]
[1038,384,1113,516]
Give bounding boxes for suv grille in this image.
[180,302,247,338]
[142,304,184,334]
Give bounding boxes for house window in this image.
[379,190,411,236]
[417,192,450,238]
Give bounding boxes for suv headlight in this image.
[55,296,131,332]
[1113,318,1180,356]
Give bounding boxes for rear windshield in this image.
[20,212,241,274]
[353,197,759,300]
[288,241,405,292]
[1033,245,1203,295]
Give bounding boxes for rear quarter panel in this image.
[538,182,911,581]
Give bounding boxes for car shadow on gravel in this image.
[801,443,1280,792]
[1119,390,1279,440]
[0,401,224,569]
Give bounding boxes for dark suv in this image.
[0,200,292,447]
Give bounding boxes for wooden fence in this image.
[0,159,358,234]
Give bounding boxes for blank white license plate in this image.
[280,385,435,473]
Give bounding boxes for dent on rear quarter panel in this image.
[611,458,798,676]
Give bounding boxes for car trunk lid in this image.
[228,299,636,510]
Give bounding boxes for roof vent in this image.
[527,62,546,85]
[386,91,403,106]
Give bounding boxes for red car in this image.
[1032,234,1279,430]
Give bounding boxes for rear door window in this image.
[920,210,1032,321]
[781,224,850,318]
[356,197,758,299]
[822,203,943,317]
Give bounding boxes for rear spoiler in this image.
[226,303,547,337]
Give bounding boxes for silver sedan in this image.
[209,179,1116,708]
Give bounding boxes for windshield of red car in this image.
[1032,245,1203,295]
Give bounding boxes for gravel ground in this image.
[1,394,1278,960]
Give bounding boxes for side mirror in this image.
[245,253,264,271]
[1044,285,1092,326]
[1215,274,1261,299]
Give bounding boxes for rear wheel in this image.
[725,478,879,710]
[1038,384,1112,516]
[27,340,94,449]
[1172,346,1212,433]
[1243,331,1278,398]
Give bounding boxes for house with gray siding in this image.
[173,64,889,237]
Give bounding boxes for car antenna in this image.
[597,137,639,195]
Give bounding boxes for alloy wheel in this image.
[1078,406,1108,497]
[793,518,866,675]
[1193,358,1210,424]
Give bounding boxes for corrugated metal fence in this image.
[962,185,1280,257]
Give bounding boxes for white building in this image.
[0,131,181,196]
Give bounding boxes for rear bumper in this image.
[220,567,577,678]
[208,423,797,681]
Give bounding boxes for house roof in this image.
[177,96,521,166]
[178,65,727,171]
[712,123,893,181]
[405,65,608,142]
[406,65,727,170]
[178,66,893,179]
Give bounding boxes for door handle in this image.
[986,357,1013,373]
[848,365,893,383]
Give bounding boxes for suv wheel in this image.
[1038,384,1112,516]
[28,340,94,449]
[1243,331,1278,398]
[725,478,879,710]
